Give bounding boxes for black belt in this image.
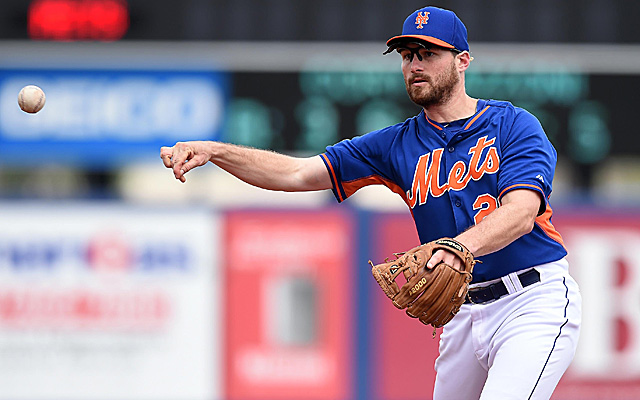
[465,269,540,304]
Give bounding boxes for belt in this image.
[465,269,540,304]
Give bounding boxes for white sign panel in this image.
[565,225,640,378]
[0,204,220,400]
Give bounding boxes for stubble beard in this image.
[406,60,460,108]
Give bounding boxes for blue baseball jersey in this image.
[321,99,566,283]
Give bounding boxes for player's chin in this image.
[407,89,434,106]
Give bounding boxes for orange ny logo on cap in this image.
[415,11,430,29]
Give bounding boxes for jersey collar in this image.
[423,100,491,132]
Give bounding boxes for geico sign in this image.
[0,74,225,140]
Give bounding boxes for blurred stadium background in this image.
[0,1,639,399]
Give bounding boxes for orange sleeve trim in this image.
[498,183,544,199]
[535,205,565,248]
[342,175,408,205]
[320,153,344,202]
[464,106,491,130]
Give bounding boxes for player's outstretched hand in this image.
[160,141,213,183]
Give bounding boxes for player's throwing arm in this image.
[160,141,332,191]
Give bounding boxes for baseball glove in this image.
[369,238,475,329]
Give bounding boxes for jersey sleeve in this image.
[497,109,557,215]
[321,125,405,203]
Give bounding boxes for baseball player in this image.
[161,6,581,400]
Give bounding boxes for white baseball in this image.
[18,85,46,113]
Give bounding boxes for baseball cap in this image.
[384,6,469,54]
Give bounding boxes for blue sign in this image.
[0,69,229,168]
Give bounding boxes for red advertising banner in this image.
[369,213,435,400]
[224,210,354,400]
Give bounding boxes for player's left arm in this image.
[426,188,540,269]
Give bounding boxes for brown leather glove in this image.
[370,238,475,328]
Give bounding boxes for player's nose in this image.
[409,58,424,73]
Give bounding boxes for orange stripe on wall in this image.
[342,175,408,205]
[321,153,344,202]
[535,205,565,247]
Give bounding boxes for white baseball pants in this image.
[433,258,582,400]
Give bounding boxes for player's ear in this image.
[456,51,473,72]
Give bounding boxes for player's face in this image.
[399,45,460,108]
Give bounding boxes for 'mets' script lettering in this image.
[407,136,499,208]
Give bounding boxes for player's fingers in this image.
[449,255,463,271]
[181,154,209,174]
[160,146,173,158]
[437,251,463,271]
[171,145,192,179]
[442,254,461,271]
[426,250,445,269]
[160,146,174,168]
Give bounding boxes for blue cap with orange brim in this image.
[384,6,470,54]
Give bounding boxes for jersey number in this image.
[473,194,498,224]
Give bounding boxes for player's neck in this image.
[424,93,478,124]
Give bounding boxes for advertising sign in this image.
[552,213,640,399]
[368,213,436,400]
[0,69,228,167]
[224,210,354,400]
[0,204,220,400]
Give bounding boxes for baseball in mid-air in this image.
[18,85,46,113]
